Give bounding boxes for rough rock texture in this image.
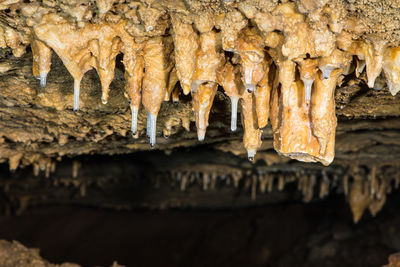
[0,240,79,267]
[0,239,125,266]
[384,253,400,267]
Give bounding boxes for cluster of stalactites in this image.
[166,167,315,202]
[165,164,400,223]
[29,12,176,148]
[5,1,400,165]
[347,165,400,223]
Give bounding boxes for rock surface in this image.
[0,240,79,267]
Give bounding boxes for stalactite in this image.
[355,58,366,78]
[347,39,386,88]
[180,173,188,191]
[31,39,52,87]
[259,174,268,194]
[89,25,122,105]
[232,172,242,188]
[33,14,96,111]
[235,27,265,93]
[192,82,218,141]
[72,160,80,179]
[202,173,209,191]
[2,0,400,168]
[303,175,316,203]
[254,57,273,129]
[217,61,243,131]
[165,66,179,102]
[8,153,22,172]
[170,15,199,95]
[142,37,171,147]
[122,40,144,136]
[271,68,322,164]
[277,174,285,191]
[297,58,318,105]
[349,176,370,223]
[383,47,400,96]
[191,30,223,93]
[310,69,340,159]
[241,91,262,161]
[319,172,330,199]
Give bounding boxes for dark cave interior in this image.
[0,148,399,267]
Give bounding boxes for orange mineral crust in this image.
[192,82,218,141]
[217,61,244,131]
[310,69,341,162]
[254,57,273,129]
[191,30,223,93]
[241,91,262,160]
[235,27,266,93]
[142,37,172,147]
[31,39,52,87]
[171,15,198,95]
[123,48,144,136]
[271,75,323,164]
[2,0,400,167]
[296,58,318,104]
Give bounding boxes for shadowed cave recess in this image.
[1,0,400,266]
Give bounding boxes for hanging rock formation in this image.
[0,0,400,168]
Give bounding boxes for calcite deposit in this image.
[1,0,400,165]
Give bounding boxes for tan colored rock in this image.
[254,57,273,129]
[31,39,52,87]
[296,58,318,104]
[192,82,218,141]
[217,61,244,132]
[121,36,144,135]
[235,27,266,93]
[241,91,262,160]
[271,73,323,164]
[383,253,400,267]
[310,69,340,162]
[383,47,400,96]
[191,30,224,93]
[142,37,171,146]
[171,15,199,95]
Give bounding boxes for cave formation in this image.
[0,0,400,266]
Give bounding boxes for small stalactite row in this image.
[162,163,400,223]
[2,1,400,166]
